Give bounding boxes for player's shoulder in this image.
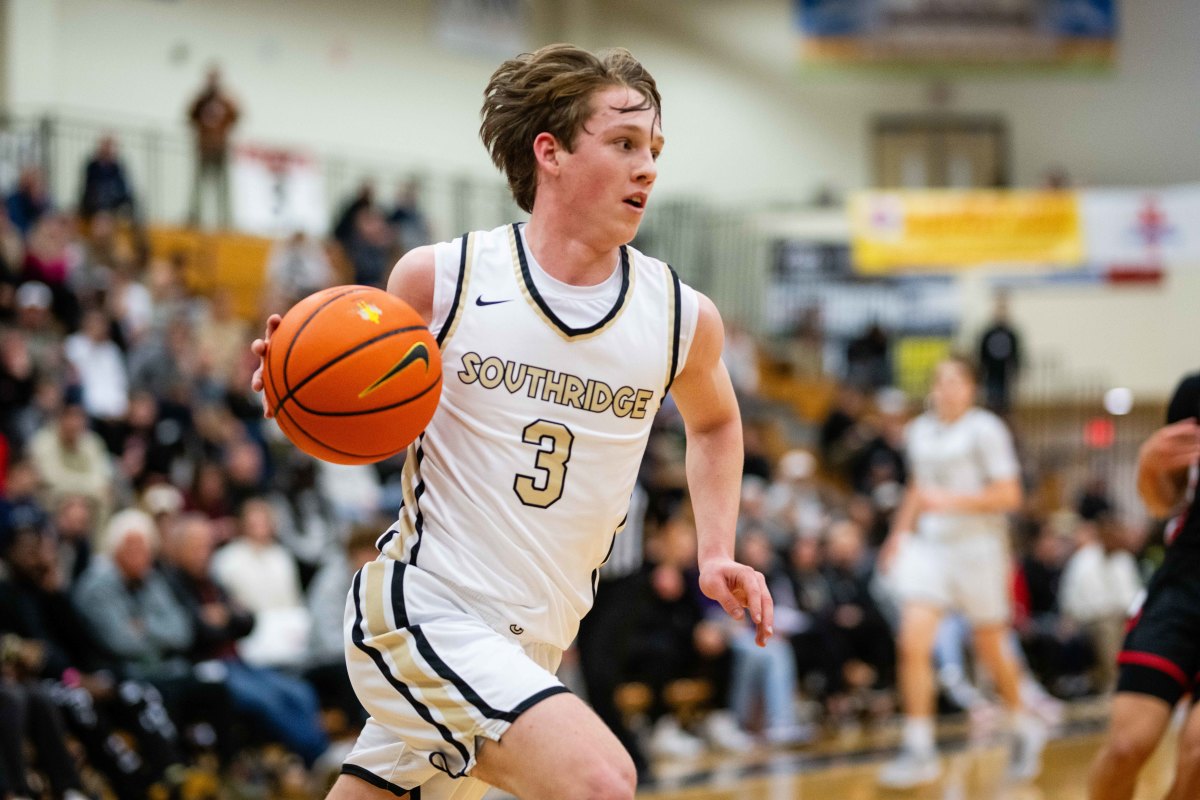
[965,406,1013,439]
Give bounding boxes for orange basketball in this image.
[263,286,442,465]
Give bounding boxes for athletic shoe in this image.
[649,716,706,760]
[878,748,941,789]
[701,710,755,753]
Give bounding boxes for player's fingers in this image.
[250,338,266,356]
[743,572,764,626]
[714,583,744,621]
[265,314,282,338]
[758,573,775,644]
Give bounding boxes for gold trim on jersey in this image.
[359,564,480,732]
[385,441,420,561]
[439,232,475,348]
[662,262,677,394]
[507,224,635,343]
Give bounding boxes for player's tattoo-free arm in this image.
[1136,419,1200,518]
[385,245,437,325]
[671,294,774,646]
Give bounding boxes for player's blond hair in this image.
[480,43,661,213]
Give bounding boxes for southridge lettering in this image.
[457,351,655,420]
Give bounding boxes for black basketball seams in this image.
[275,324,434,414]
[269,285,364,416]
[273,398,411,462]
[283,285,366,389]
[287,372,442,418]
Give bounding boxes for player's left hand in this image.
[915,485,956,513]
[699,558,774,646]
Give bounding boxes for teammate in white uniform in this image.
[878,355,1045,788]
[252,44,774,800]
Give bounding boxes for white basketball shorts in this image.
[891,532,1012,626]
[341,557,568,798]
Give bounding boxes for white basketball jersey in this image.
[378,223,699,649]
[906,407,1019,541]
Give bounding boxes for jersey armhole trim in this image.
[436,232,474,348]
[663,264,683,394]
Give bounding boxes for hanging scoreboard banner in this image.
[796,0,1116,70]
[232,145,327,237]
[849,190,1085,272]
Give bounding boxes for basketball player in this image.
[251,45,774,800]
[877,356,1046,788]
[1088,371,1200,800]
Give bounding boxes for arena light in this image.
[1104,387,1134,416]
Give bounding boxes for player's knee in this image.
[1104,729,1158,770]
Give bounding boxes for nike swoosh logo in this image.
[475,296,512,307]
[358,342,431,398]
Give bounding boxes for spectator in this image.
[1060,515,1142,692]
[163,513,330,767]
[211,498,311,669]
[387,179,431,252]
[344,206,395,289]
[79,136,137,222]
[264,231,336,311]
[722,321,760,399]
[978,291,1022,414]
[0,330,38,449]
[14,281,64,380]
[187,67,239,229]
[765,449,830,540]
[331,181,375,249]
[28,387,114,523]
[736,476,791,553]
[64,307,130,447]
[0,523,189,797]
[6,166,51,236]
[728,529,808,745]
[72,508,234,763]
[269,452,337,586]
[845,322,892,390]
[23,215,80,329]
[305,523,377,729]
[195,288,251,393]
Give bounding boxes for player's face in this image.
[558,86,663,245]
[930,361,976,418]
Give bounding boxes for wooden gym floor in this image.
[487,700,1180,800]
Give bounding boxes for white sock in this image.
[903,716,936,756]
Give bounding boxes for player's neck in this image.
[522,215,621,287]
[936,405,971,424]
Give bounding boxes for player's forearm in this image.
[890,486,920,536]
[685,416,743,566]
[949,479,1022,514]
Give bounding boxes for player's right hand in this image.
[1140,418,1200,475]
[250,314,282,419]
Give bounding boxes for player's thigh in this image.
[472,691,636,800]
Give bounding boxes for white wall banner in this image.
[1080,185,1200,273]
[232,145,327,237]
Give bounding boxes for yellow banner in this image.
[850,191,1084,272]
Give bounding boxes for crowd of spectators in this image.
[0,117,1161,797]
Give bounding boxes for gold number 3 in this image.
[514,419,575,508]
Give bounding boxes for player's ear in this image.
[532,132,562,174]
